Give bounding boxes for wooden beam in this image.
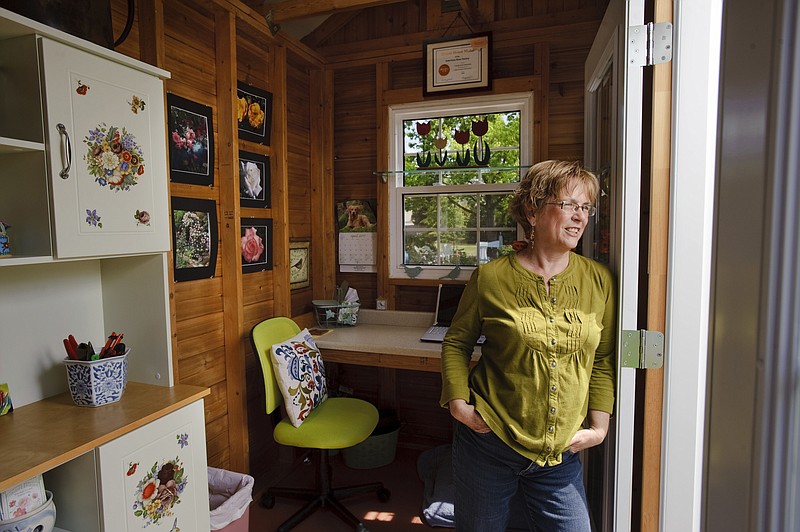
[213,5,248,474]
[262,0,407,22]
[310,67,337,300]
[204,0,278,40]
[271,44,291,316]
[641,0,673,529]
[137,0,165,68]
[457,0,483,29]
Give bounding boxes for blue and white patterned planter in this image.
[64,352,128,407]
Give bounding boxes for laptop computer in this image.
[420,284,485,344]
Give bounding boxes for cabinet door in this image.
[39,37,169,259]
[97,400,210,531]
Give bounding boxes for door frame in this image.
[584,1,644,530]
[657,1,722,531]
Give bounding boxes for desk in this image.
[314,310,479,447]
[314,309,481,373]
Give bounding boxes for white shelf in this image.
[0,136,45,153]
[0,255,55,266]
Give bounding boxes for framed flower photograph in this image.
[167,94,215,185]
[289,241,310,290]
[241,218,273,274]
[237,82,273,145]
[171,197,218,282]
[239,151,271,208]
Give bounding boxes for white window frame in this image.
[387,92,534,280]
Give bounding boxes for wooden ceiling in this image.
[244,0,407,23]
[242,0,475,24]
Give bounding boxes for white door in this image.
[39,37,170,259]
[584,0,644,530]
[98,400,210,531]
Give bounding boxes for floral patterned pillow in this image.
[270,328,328,427]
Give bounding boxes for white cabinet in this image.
[0,10,207,532]
[39,37,169,259]
[0,9,175,407]
[97,401,210,531]
[34,388,211,532]
[0,8,170,264]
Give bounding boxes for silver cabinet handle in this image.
[56,123,72,179]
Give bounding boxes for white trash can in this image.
[208,467,254,532]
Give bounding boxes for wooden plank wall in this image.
[107,0,608,484]
[110,0,321,482]
[308,0,608,448]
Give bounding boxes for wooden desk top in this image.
[0,382,209,493]
[314,309,480,372]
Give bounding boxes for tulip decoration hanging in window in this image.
[413,117,490,169]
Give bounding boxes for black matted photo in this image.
[171,197,218,281]
[237,82,273,145]
[239,151,271,208]
[167,93,214,185]
[241,218,273,273]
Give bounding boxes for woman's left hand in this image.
[568,410,610,453]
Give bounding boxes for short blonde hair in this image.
[509,160,599,237]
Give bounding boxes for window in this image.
[388,93,533,280]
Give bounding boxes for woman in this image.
[440,160,616,531]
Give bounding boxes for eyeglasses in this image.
[546,201,597,217]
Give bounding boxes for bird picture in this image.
[439,264,462,280]
[403,265,423,278]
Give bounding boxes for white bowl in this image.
[0,490,56,532]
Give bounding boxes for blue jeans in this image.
[452,422,592,532]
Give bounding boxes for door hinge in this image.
[629,22,673,67]
[621,329,664,369]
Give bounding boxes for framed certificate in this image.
[423,32,492,96]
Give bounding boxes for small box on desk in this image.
[312,300,360,328]
[63,352,128,407]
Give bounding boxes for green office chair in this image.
[252,317,390,532]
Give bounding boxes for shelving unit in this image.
[0,8,210,531]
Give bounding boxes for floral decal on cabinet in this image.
[84,123,145,191]
[75,79,90,95]
[86,209,102,228]
[134,210,151,226]
[128,95,146,114]
[132,457,187,526]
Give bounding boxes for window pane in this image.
[441,194,478,230]
[479,193,514,227]
[479,230,518,262]
[403,112,520,171]
[403,195,437,228]
[441,230,477,266]
[404,230,439,265]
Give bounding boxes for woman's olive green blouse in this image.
[440,252,616,467]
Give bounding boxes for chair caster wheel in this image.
[261,494,276,509]
[377,487,391,502]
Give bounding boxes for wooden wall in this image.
[106,0,609,489]
[110,0,318,483]
[308,0,608,448]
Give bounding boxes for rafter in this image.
[260,0,406,22]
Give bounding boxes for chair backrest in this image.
[251,317,301,415]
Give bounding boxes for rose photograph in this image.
[171,197,218,281]
[167,93,214,185]
[239,151,270,208]
[241,218,273,273]
[237,81,273,145]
